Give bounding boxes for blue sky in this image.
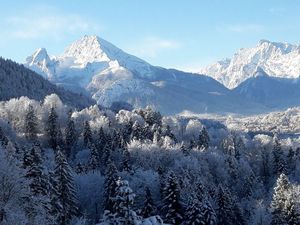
[1,0,300,71]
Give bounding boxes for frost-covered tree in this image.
[163,171,183,225]
[270,173,291,225]
[0,148,28,224]
[201,198,217,225]
[64,110,77,158]
[185,198,203,225]
[96,127,106,157]
[25,146,48,196]
[102,161,118,212]
[285,193,300,225]
[198,127,210,149]
[141,187,156,218]
[24,105,38,141]
[131,121,143,140]
[45,107,58,150]
[52,149,78,225]
[83,121,93,146]
[88,143,100,172]
[112,178,138,223]
[272,136,286,175]
[121,147,132,172]
[216,186,234,225]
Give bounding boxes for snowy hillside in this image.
[0,57,94,108]
[200,40,300,89]
[26,35,264,115]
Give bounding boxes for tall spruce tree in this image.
[102,161,118,212]
[83,121,93,146]
[64,110,77,158]
[163,171,183,225]
[96,127,106,158]
[185,197,203,225]
[271,173,291,225]
[112,178,136,222]
[45,107,58,150]
[24,105,38,141]
[88,143,100,172]
[216,185,235,225]
[52,149,78,225]
[141,187,156,218]
[272,136,286,175]
[25,146,48,196]
[121,147,132,172]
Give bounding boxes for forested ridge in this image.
[0,57,94,109]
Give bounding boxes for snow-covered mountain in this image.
[26,35,264,114]
[200,40,300,89]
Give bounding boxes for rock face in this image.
[200,40,300,89]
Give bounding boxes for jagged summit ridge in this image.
[200,39,300,89]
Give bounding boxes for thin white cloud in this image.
[217,24,263,34]
[1,5,101,40]
[268,7,286,14]
[128,37,181,58]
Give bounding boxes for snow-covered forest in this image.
[0,94,299,225]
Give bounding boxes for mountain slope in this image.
[0,57,94,108]
[25,35,267,115]
[200,40,300,89]
[233,67,300,109]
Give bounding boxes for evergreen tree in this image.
[230,134,245,160]
[141,187,156,218]
[24,145,52,224]
[216,185,234,225]
[260,148,271,186]
[112,178,137,223]
[198,127,210,149]
[25,146,48,196]
[285,193,300,225]
[88,143,100,172]
[287,148,295,175]
[101,144,112,170]
[163,171,183,225]
[83,121,93,146]
[271,173,291,225]
[45,107,58,150]
[52,149,78,225]
[24,105,38,141]
[121,147,132,172]
[201,198,217,225]
[272,136,286,175]
[185,198,203,225]
[96,127,106,158]
[131,121,142,140]
[64,110,77,158]
[102,161,118,212]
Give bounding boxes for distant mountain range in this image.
[21,35,300,114]
[200,39,300,89]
